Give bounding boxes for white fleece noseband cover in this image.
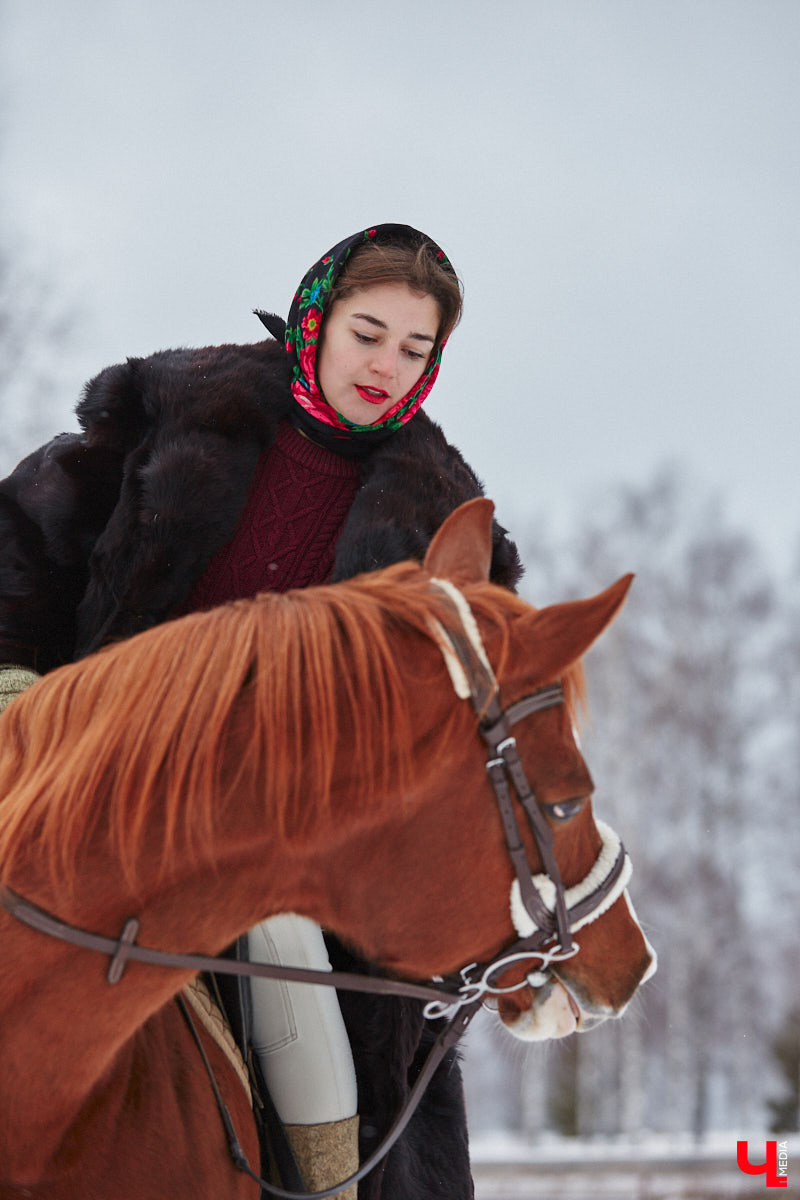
[510,819,632,939]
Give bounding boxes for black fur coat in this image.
[0,331,523,1199]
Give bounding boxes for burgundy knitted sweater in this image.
[184,421,361,611]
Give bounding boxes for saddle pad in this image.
[182,975,252,1101]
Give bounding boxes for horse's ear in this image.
[423,498,495,584]
[522,574,635,679]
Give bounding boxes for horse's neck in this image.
[0,612,473,1180]
[0,681,448,1028]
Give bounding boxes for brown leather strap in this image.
[430,586,574,953]
[177,983,480,1199]
[0,885,455,1006]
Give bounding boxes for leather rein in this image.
[0,581,629,1199]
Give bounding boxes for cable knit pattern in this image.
[184,422,361,611]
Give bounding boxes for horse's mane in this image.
[0,563,584,892]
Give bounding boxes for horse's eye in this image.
[545,798,584,821]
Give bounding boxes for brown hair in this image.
[327,239,464,348]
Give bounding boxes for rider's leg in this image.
[248,914,358,1197]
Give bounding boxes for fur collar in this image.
[2,336,522,665]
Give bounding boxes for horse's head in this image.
[411,498,656,1042]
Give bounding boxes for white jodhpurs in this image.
[247,914,358,1126]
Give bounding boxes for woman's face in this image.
[317,282,440,425]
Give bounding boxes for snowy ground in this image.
[470,1132,800,1199]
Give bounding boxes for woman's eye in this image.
[354,332,376,345]
[545,799,584,821]
[403,348,425,361]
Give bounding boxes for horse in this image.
[0,498,655,1200]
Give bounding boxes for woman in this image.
[0,223,522,1199]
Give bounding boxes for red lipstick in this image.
[355,385,389,405]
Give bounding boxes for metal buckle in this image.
[486,735,516,771]
[422,964,484,1021]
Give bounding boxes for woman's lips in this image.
[355,385,390,405]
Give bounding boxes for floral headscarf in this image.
[285,223,457,453]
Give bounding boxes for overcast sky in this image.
[2,0,798,577]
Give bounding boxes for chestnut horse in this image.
[0,499,654,1200]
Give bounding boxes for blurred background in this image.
[2,2,798,1193]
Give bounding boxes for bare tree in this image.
[559,471,776,1136]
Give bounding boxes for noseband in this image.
[0,579,631,1199]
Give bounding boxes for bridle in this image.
[0,580,631,1199]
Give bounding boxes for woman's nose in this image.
[369,344,397,379]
